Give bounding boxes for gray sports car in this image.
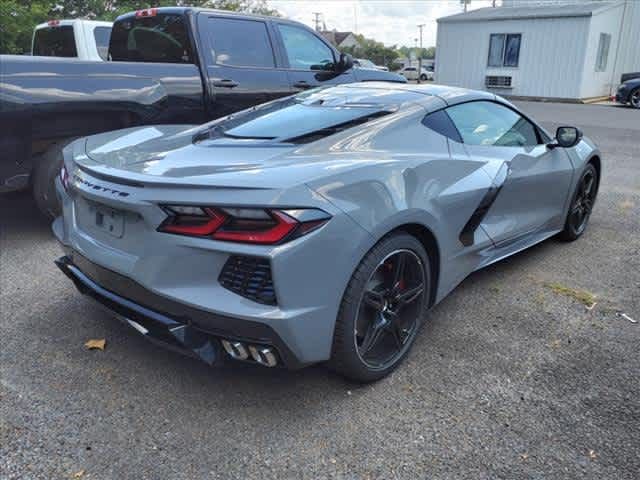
[53,83,601,382]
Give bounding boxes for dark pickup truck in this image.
[0,7,404,215]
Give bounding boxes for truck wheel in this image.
[32,139,76,219]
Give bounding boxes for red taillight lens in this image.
[158,206,330,245]
[135,8,157,17]
[60,164,70,191]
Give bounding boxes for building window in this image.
[595,33,611,72]
[488,33,521,67]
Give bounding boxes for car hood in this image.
[78,124,386,189]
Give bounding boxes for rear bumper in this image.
[55,251,305,369]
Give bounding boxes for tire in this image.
[420,74,427,81]
[558,163,598,241]
[329,232,431,383]
[32,138,76,219]
[630,87,640,109]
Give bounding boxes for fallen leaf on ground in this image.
[617,312,637,324]
[544,283,597,308]
[589,449,597,460]
[85,339,106,350]
[550,339,562,349]
[73,470,85,478]
[520,453,529,461]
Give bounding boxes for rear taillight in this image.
[135,8,157,17]
[47,19,60,26]
[158,206,330,245]
[60,164,70,191]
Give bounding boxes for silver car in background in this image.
[53,83,601,382]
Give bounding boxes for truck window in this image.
[109,14,194,63]
[32,26,78,57]
[93,26,111,61]
[207,17,275,68]
[276,24,335,70]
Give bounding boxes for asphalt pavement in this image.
[1,102,638,479]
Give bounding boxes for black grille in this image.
[485,75,512,88]
[219,256,276,306]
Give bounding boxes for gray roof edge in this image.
[437,1,624,24]
[437,12,593,23]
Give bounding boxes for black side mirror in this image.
[549,126,583,149]
[337,53,354,72]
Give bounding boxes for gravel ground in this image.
[1,102,638,479]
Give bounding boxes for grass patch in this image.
[545,282,597,308]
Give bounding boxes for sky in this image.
[267,0,499,48]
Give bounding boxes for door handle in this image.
[213,79,239,88]
[293,81,312,90]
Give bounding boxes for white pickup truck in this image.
[32,19,112,61]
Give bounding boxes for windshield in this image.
[196,87,402,143]
[109,13,193,63]
[32,26,77,57]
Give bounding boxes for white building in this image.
[435,0,640,101]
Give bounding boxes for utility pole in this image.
[417,23,425,83]
[312,12,322,32]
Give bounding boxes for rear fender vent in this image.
[485,76,513,89]
[219,255,276,306]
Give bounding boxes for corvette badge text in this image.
[73,174,130,197]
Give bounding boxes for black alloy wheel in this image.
[330,233,430,382]
[355,249,425,369]
[559,164,598,241]
[630,87,640,109]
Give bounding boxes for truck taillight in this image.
[135,8,157,17]
[47,19,60,26]
[158,206,330,245]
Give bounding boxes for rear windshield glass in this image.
[109,14,194,63]
[94,26,111,60]
[196,87,397,143]
[32,26,77,57]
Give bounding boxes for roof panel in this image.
[437,1,621,23]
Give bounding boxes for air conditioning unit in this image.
[485,76,513,88]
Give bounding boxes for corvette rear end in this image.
[52,122,374,370]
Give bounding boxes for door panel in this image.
[468,145,574,243]
[198,15,290,117]
[445,100,574,244]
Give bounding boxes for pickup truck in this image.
[0,7,405,216]
[32,19,113,61]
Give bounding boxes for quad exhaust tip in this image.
[248,345,278,367]
[221,340,249,361]
[221,340,278,367]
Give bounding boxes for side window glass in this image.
[277,24,335,70]
[208,17,275,68]
[446,101,540,147]
[93,26,111,61]
[422,110,462,143]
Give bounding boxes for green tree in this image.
[0,0,279,54]
[397,45,436,60]
[341,34,400,71]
